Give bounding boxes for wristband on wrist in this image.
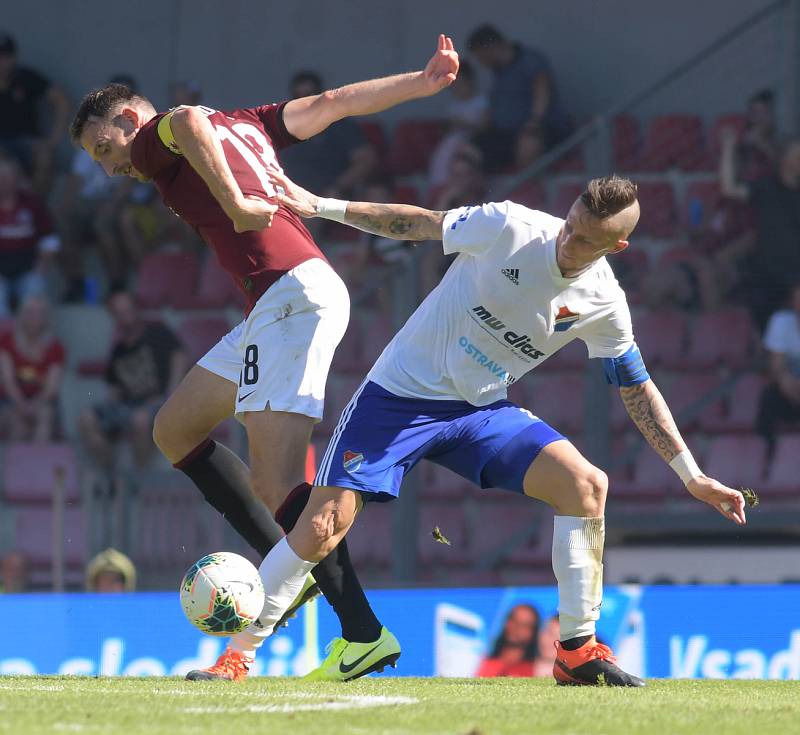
[315,197,348,223]
[669,449,702,485]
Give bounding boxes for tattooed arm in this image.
[269,167,444,242]
[620,379,747,524]
[619,379,686,462]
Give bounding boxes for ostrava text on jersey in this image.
[130,104,324,315]
[368,201,636,406]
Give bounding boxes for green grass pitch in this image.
[0,676,797,735]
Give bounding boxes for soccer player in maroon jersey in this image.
[70,35,459,681]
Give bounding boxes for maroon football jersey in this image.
[130,102,327,314]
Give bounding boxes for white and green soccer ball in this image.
[180,552,265,636]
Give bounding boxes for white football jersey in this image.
[368,201,635,406]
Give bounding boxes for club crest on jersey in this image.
[342,450,364,474]
[554,306,580,332]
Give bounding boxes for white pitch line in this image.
[184,694,419,714]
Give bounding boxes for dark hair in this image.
[290,70,323,95]
[70,84,152,143]
[489,604,540,661]
[467,24,506,52]
[580,175,638,219]
[748,88,774,108]
[459,59,476,81]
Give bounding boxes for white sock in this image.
[228,537,317,659]
[551,515,605,641]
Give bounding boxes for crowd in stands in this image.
[0,22,798,591]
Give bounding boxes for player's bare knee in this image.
[574,467,608,517]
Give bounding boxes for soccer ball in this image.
[180,552,265,636]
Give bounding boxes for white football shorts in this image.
[198,258,350,421]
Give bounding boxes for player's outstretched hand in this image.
[230,195,279,233]
[267,168,319,218]
[686,475,747,525]
[421,34,459,95]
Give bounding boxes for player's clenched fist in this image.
[686,476,747,525]
[230,196,279,233]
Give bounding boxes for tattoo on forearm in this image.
[620,381,685,462]
[345,204,443,241]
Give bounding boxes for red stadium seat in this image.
[3,443,80,503]
[685,308,755,369]
[706,113,747,162]
[136,251,200,309]
[13,506,87,566]
[417,503,469,565]
[358,120,388,161]
[550,144,586,173]
[704,373,765,433]
[704,435,768,489]
[763,435,800,496]
[638,115,706,171]
[683,181,723,229]
[614,445,680,499]
[346,501,393,569]
[386,119,446,175]
[632,309,688,369]
[419,461,469,501]
[663,373,725,430]
[178,317,230,364]
[612,114,641,171]
[635,182,678,237]
[526,374,585,432]
[393,184,420,206]
[194,256,245,309]
[507,180,548,211]
[552,183,584,217]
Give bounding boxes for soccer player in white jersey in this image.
[227,171,747,685]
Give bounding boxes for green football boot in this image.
[303,627,401,681]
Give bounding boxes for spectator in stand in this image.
[428,60,489,186]
[85,547,136,592]
[475,603,541,678]
[0,550,29,593]
[756,280,800,450]
[0,32,69,194]
[0,153,60,316]
[468,24,569,171]
[720,133,800,330]
[0,295,64,441]
[735,89,778,183]
[280,70,377,199]
[79,290,187,468]
[170,79,203,108]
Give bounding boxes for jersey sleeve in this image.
[248,102,302,150]
[130,113,181,179]
[580,299,636,359]
[442,202,509,257]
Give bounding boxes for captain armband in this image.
[157,110,183,155]
[601,343,650,387]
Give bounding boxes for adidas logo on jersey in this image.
[501,268,520,285]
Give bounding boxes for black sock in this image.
[277,483,383,644]
[561,634,593,651]
[175,438,283,556]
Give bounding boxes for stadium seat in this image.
[612,114,641,171]
[136,251,200,309]
[13,506,87,566]
[763,435,800,496]
[178,317,231,364]
[419,461,469,501]
[552,183,584,217]
[393,184,420,206]
[614,445,679,499]
[359,311,394,366]
[685,308,755,369]
[526,374,585,432]
[329,315,365,374]
[358,120,388,162]
[194,256,245,309]
[706,113,747,163]
[635,182,678,237]
[550,144,586,173]
[704,435,767,490]
[703,373,765,433]
[507,180,548,211]
[386,119,446,176]
[683,181,723,229]
[417,503,469,565]
[632,309,687,368]
[638,115,706,171]
[663,373,725,430]
[3,443,80,504]
[345,501,393,569]
[538,338,586,372]
[468,497,541,565]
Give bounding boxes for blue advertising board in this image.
[0,585,797,679]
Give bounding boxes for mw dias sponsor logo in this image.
[471,305,546,360]
[342,450,364,474]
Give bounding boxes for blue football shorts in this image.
[315,380,565,502]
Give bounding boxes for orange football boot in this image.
[185,646,251,681]
[553,636,645,687]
